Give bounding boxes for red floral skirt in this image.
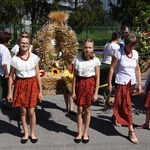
[13,76,39,108]
[144,82,150,108]
[74,76,95,106]
[113,81,135,126]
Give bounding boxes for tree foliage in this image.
[109,0,150,59]
[109,0,150,27]
[68,0,106,34]
[0,0,24,24]
[133,1,150,60]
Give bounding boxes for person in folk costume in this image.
[11,31,32,56]
[108,33,142,144]
[136,36,150,130]
[72,39,101,143]
[7,36,42,144]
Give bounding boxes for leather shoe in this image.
[20,138,28,144]
[74,137,82,143]
[29,136,38,143]
[68,110,76,115]
[82,136,89,143]
[136,124,149,129]
[128,131,139,144]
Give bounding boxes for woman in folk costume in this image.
[7,37,42,144]
[72,39,101,143]
[136,70,150,129]
[108,33,142,144]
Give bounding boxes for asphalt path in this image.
[0,92,150,150]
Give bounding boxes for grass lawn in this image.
[76,26,120,48]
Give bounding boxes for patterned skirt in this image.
[13,76,39,108]
[74,76,95,106]
[144,82,150,108]
[113,80,135,126]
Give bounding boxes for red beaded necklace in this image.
[19,52,30,61]
[124,48,132,58]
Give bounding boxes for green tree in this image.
[68,0,106,34]
[109,0,150,27]
[0,0,24,24]
[133,1,150,60]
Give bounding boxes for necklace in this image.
[124,49,132,58]
[19,52,30,61]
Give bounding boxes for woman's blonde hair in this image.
[124,33,137,46]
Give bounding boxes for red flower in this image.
[39,70,45,77]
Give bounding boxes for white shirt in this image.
[73,56,101,77]
[0,44,11,76]
[11,52,40,78]
[11,44,32,55]
[102,42,120,64]
[114,49,139,85]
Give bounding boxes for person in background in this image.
[63,64,76,115]
[0,32,12,106]
[99,31,122,111]
[7,36,42,144]
[63,93,76,115]
[120,24,130,48]
[11,31,32,56]
[136,71,150,129]
[72,39,100,144]
[102,31,122,64]
[100,31,122,90]
[108,33,142,144]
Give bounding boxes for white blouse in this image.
[102,42,120,64]
[11,52,40,78]
[73,56,101,77]
[114,49,139,85]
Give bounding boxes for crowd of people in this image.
[0,24,149,145]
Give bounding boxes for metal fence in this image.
[0,24,121,49]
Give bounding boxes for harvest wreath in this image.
[32,11,79,94]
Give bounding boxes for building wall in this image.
[47,0,118,11]
[101,0,118,11]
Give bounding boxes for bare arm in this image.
[108,56,118,93]
[135,60,142,93]
[93,65,100,102]
[7,66,15,101]
[72,64,77,100]
[35,64,42,100]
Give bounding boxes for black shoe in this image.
[3,103,13,110]
[29,136,38,143]
[74,137,82,143]
[68,110,76,115]
[82,136,89,144]
[63,109,69,113]
[20,138,28,144]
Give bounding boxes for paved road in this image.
[0,93,150,150]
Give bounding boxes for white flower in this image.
[51,39,56,46]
